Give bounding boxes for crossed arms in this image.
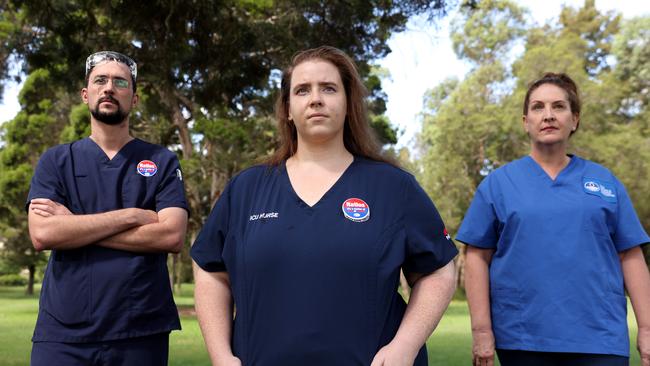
[28,198,187,253]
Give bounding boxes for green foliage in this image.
[420,61,524,231]
[558,0,621,76]
[450,0,527,64]
[0,3,25,100]
[0,274,28,286]
[1,1,454,282]
[419,2,650,281]
[60,103,91,143]
[612,16,650,116]
[0,68,72,293]
[0,258,22,275]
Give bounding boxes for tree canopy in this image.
[419,0,650,288]
[0,0,452,291]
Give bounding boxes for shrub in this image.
[0,274,28,286]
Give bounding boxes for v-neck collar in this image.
[85,137,138,165]
[524,154,576,185]
[282,156,357,211]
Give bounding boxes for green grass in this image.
[0,286,40,366]
[0,284,212,366]
[0,285,642,365]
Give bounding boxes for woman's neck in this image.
[529,143,571,179]
[291,135,352,166]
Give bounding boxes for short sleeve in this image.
[155,155,189,214]
[402,175,458,274]
[26,150,67,211]
[455,180,499,249]
[612,178,650,252]
[190,182,232,272]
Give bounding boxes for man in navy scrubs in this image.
[26,51,189,365]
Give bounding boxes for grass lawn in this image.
[0,285,641,365]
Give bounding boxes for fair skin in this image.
[28,60,187,254]
[286,59,353,206]
[194,58,457,366]
[465,246,496,366]
[522,83,579,179]
[621,247,650,366]
[467,82,650,365]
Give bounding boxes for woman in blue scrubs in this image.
[457,73,650,366]
[191,46,458,366]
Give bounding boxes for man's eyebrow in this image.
[92,74,128,79]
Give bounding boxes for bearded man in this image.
[27,51,189,366]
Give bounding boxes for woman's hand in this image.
[213,355,242,366]
[370,342,418,366]
[472,328,495,366]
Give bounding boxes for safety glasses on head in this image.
[85,51,137,81]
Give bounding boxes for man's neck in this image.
[89,119,133,158]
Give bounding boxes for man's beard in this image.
[91,97,129,125]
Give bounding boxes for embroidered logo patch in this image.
[342,198,370,222]
[176,168,183,181]
[249,212,279,221]
[137,160,158,177]
[444,228,451,240]
[583,177,616,203]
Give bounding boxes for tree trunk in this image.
[456,245,467,294]
[26,264,35,295]
[174,250,183,294]
[170,253,179,294]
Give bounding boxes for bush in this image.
[0,274,28,286]
[0,260,22,276]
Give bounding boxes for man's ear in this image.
[80,88,89,104]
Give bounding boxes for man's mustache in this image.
[97,96,120,106]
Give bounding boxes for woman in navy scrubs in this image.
[191,46,458,366]
[457,73,650,366]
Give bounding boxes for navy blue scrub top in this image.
[191,158,458,366]
[456,155,650,357]
[27,137,189,342]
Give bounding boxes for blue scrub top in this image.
[191,158,458,366]
[456,155,650,357]
[27,137,189,342]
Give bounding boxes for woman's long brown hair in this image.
[265,46,395,166]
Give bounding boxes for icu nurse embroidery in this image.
[342,198,370,222]
[137,160,158,177]
[583,177,617,203]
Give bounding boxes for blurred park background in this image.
[1,0,649,364]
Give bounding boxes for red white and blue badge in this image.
[137,160,158,177]
[342,198,370,222]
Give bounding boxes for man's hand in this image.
[29,198,158,226]
[30,198,72,217]
[28,198,161,251]
[133,208,159,226]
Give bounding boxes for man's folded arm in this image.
[28,198,158,251]
[97,207,188,253]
